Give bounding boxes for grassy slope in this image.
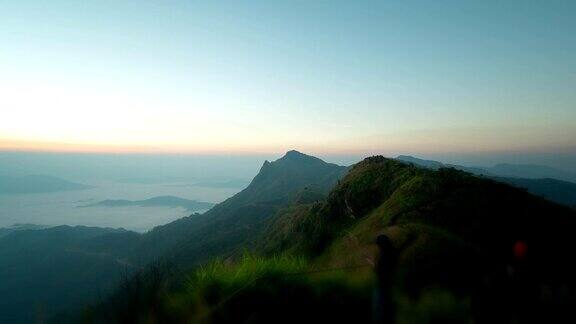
[259,156,576,321]
[126,151,347,267]
[82,254,373,324]
[266,157,575,269]
[82,156,576,323]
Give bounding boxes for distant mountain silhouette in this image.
[397,155,576,181]
[0,175,92,194]
[396,155,444,169]
[488,163,576,182]
[81,195,215,211]
[397,155,576,207]
[0,223,49,238]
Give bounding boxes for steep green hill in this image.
[84,155,576,323]
[125,150,347,266]
[269,156,575,260]
[0,151,348,323]
[262,157,576,322]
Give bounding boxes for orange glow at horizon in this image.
[3,123,575,157]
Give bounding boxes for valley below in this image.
[0,180,238,232]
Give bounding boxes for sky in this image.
[1,0,575,157]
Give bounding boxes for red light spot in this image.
[513,240,528,260]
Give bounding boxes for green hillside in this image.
[81,155,576,323]
[0,151,348,323]
[125,150,348,266]
[397,155,576,207]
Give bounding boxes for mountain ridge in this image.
[126,150,348,265]
[396,155,576,207]
[82,154,576,323]
[5,151,576,323]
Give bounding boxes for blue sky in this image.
[1,0,575,156]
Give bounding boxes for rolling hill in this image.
[82,154,576,323]
[397,155,576,207]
